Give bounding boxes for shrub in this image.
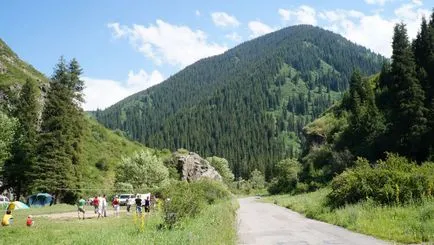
[190,179,231,204]
[329,154,434,207]
[294,182,309,194]
[268,158,302,194]
[249,169,265,189]
[302,145,354,185]
[206,156,235,184]
[116,150,169,189]
[161,180,230,227]
[162,181,206,227]
[95,158,109,171]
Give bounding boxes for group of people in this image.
[77,194,153,220]
[131,195,151,214]
[77,194,110,220]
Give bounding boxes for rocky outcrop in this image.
[175,152,222,182]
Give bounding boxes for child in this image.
[1,210,13,226]
[26,215,34,227]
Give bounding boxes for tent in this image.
[7,201,29,210]
[28,193,53,207]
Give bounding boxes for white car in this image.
[118,194,135,206]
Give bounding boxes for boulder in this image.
[175,152,222,182]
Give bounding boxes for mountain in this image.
[0,38,147,190]
[302,18,434,187]
[94,25,386,179]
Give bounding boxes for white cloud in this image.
[225,32,242,42]
[317,1,430,57]
[107,20,227,68]
[82,69,164,110]
[248,21,275,38]
[278,5,317,25]
[211,12,240,28]
[278,9,290,21]
[195,10,201,16]
[107,23,126,38]
[364,0,392,6]
[319,10,364,22]
[412,0,423,6]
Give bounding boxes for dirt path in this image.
[237,197,390,245]
[35,209,127,220]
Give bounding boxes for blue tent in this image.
[28,193,53,207]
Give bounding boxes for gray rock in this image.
[175,152,222,182]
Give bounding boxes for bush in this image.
[116,150,169,189]
[161,180,230,227]
[249,169,265,189]
[95,158,109,171]
[302,145,354,185]
[206,156,235,184]
[190,180,231,204]
[329,154,434,207]
[268,158,302,194]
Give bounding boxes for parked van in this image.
[135,193,151,201]
[118,194,135,206]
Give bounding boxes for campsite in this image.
[0,193,237,244]
[1,1,434,244]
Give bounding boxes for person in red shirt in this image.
[93,196,99,214]
[26,215,34,227]
[112,196,120,217]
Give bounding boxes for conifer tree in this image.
[32,57,85,203]
[345,70,385,159]
[389,23,428,160]
[3,79,39,199]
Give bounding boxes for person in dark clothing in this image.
[135,195,142,214]
[144,196,150,213]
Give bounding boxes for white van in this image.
[135,193,151,201]
[118,194,135,206]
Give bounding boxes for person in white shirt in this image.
[100,194,107,218]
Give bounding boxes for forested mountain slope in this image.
[0,38,147,194]
[302,16,434,186]
[95,25,386,179]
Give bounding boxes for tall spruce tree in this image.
[389,23,428,160]
[344,70,385,159]
[3,79,39,200]
[67,58,85,193]
[32,57,85,203]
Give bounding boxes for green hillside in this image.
[301,16,434,188]
[0,38,147,194]
[95,25,385,179]
[0,39,47,88]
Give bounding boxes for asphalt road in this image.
[237,197,390,245]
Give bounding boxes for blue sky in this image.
[1,0,432,110]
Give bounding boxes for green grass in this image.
[264,188,434,244]
[1,204,75,215]
[0,200,238,245]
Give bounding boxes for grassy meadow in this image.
[264,188,434,244]
[0,200,238,245]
